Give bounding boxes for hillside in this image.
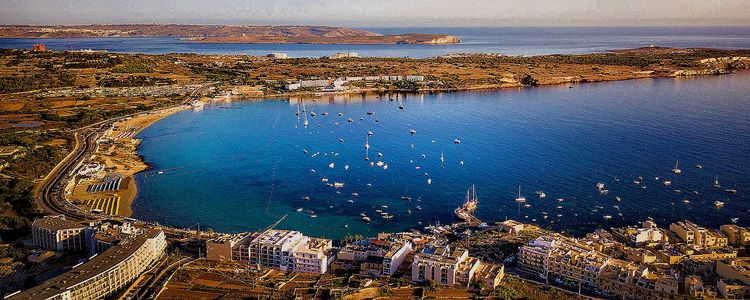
[0,24,460,44]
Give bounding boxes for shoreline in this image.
[78,66,750,220]
[67,105,190,217]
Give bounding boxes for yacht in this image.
[310,111,317,117]
[334,182,345,188]
[347,199,354,204]
[603,215,613,220]
[339,138,344,143]
[410,129,416,135]
[365,135,370,149]
[715,200,725,207]
[367,111,374,115]
[454,185,479,222]
[347,118,353,123]
[401,196,412,201]
[694,164,703,169]
[663,180,672,186]
[726,189,738,195]
[415,205,422,211]
[453,139,461,144]
[338,113,343,117]
[596,183,606,191]
[515,186,527,203]
[321,112,328,116]
[362,216,372,223]
[295,208,303,212]
[302,196,310,201]
[713,176,721,188]
[427,178,432,185]
[440,150,445,163]
[367,131,374,136]
[535,191,546,199]
[672,160,682,174]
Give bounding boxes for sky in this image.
[0,0,749,27]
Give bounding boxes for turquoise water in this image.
[2,27,750,57]
[133,73,750,239]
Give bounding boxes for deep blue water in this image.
[1,26,750,57]
[133,73,750,239]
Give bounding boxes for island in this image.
[0,24,461,44]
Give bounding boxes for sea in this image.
[1,26,750,58]
[132,72,750,240]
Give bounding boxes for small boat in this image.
[347,199,354,204]
[663,180,672,186]
[334,182,345,188]
[399,104,404,109]
[321,178,329,182]
[382,205,389,209]
[615,196,622,202]
[682,199,690,204]
[524,204,531,208]
[382,214,393,219]
[377,152,383,158]
[407,209,412,215]
[459,160,464,166]
[296,208,303,212]
[383,164,389,170]
[367,111,374,115]
[362,216,371,223]
[694,164,703,169]
[302,196,310,201]
[310,168,316,173]
[715,200,725,207]
[401,196,412,201]
[596,183,605,191]
[339,138,344,143]
[713,176,721,188]
[365,135,370,149]
[329,162,335,168]
[375,209,383,213]
[557,198,564,202]
[672,160,682,174]
[157,171,164,175]
[338,112,344,117]
[303,149,308,154]
[515,186,527,203]
[726,189,738,194]
[693,191,699,195]
[410,129,416,135]
[415,205,422,211]
[310,214,318,218]
[360,212,367,217]
[556,205,563,209]
[310,111,317,117]
[535,191,546,198]
[453,139,461,144]
[344,224,348,228]
[427,178,432,185]
[603,215,612,220]
[440,150,445,163]
[634,177,643,185]
[321,112,328,116]
[732,217,740,223]
[347,118,353,123]
[600,189,609,195]
[367,131,374,136]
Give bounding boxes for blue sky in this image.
[1,0,749,26]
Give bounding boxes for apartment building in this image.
[669,220,726,247]
[519,234,609,289]
[9,229,167,300]
[411,246,480,287]
[721,224,750,246]
[206,229,333,274]
[337,233,413,277]
[31,215,88,252]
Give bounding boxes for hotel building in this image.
[31,215,88,252]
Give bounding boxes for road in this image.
[33,83,215,220]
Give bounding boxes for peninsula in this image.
[0,24,461,44]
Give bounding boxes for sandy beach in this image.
[67,105,189,217]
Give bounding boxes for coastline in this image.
[67,105,189,217]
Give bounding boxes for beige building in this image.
[519,234,609,289]
[32,215,88,252]
[669,220,727,247]
[411,246,480,287]
[9,229,167,300]
[721,224,750,246]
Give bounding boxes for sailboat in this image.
[515,186,526,203]
[364,135,370,150]
[302,103,309,127]
[440,149,445,164]
[295,102,301,117]
[672,160,682,174]
[713,176,721,188]
[454,185,479,222]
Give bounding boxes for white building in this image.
[411,246,480,287]
[10,229,167,300]
[32,216,88,252]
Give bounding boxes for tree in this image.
[519,74,538,86]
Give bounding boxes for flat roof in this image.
[32,217,86,231]
[10,229,162,300]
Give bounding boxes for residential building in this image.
[721,224,750,246]
[212,229,333,274]
[519,234,609,289]
[498,219,524,234]
[31,215,88,252]
[9,229,167,300]
[337,233,413,277]
[411,246,480,287]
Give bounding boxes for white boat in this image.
[321,112,328,116]
[535,191,546,198]
[321,178,329,182]
[362,216,371,223]
[415,205,422,211]
[310,214,318,218]
[453,139,461,144]
[615,196,621,202]
[713,176,721,188]
[364,135,370,149]
[328,162,335,168]
[347,199,354,203]
[295,208,303,212]
[367,131,374,136]
[663,180,672,186]
[715,200,725,207]
[310,111,317,117]
[515,186,526,203]
[344,165,349,171]
[367,111,374,115]
[338,112,344,116]
[401,196,412,201]
[695,164,703,169]
[596,183,605,191]
[440,150,445,163]
[302,196,310,201]
[383,164,388,170]
[410,129,416,135]
[732,217,740,223]
[682,199,690,204]
[347,118,353,123]
[672,160,682,174]
[427,178,432,185]
[339,138,344,143]
[603,215,612,220]
[727,189,738,194]
[334,182,345,188]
